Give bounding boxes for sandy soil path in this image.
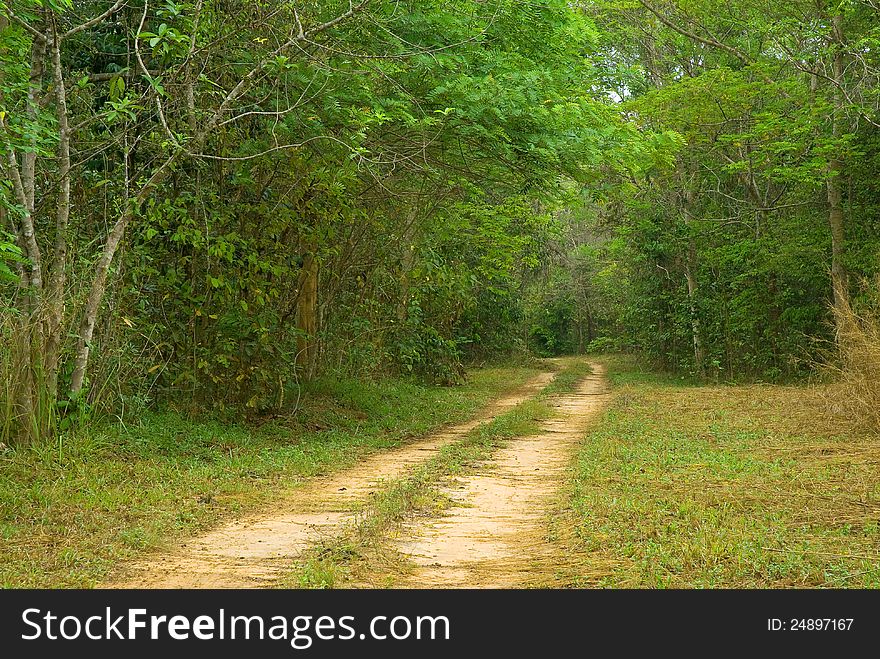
[106,369,556,588]
[381,362,609,588]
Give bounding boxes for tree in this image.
[1,0,630,438]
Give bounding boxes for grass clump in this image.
[538,358,592,397]
[823,286,880,431]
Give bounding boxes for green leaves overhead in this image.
[564,0,880,379]
[0,0,682,419]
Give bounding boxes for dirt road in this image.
[374,362,610,587]
[106,369,557,588]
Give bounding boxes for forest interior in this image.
[1,0,880,590]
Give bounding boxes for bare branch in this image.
[63,0,127,39]
[189,135,358,162]
[772,37,880,128]
[636,0,752,66]
[203,0,371,135]
[293,6,305,39]
[218,75,329,127]
[87,70,159,82]
[303,0,360,39]
[636,0,787,92]
[133,1,179,146]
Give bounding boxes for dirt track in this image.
[106,369,556,588]
[380,362,610,587]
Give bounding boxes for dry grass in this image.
[822,289,880,431]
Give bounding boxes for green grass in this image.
[537,358,592,397]
[561,355,880,588]
[0,365,541,588]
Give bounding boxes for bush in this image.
[586,336,618,353]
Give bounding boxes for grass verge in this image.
[0,365,542,588]
[558,354,880,588]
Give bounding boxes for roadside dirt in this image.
[105,369,556,588]
[377,362,610,588]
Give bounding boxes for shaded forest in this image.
[2,0,879,445]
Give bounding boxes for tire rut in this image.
[105,369,556,588]
[378,362,609,588]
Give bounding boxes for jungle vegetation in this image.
[1,0,879,444]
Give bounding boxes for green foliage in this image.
[547,0,880,380]
[0,233,23,282]
[5,0,874,447]
[127,167,328,411]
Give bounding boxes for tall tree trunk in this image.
[576,313,584,354]
[681,163,705,377]
[396,208,418,325]
[586,305,595,345]
[828,165,847,310]
[685,239,705,377]
[295,250,319,380]
[44,21,71,400]
[828,13,849,315]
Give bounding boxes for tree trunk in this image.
[295,250,319,380]
[828,13,849,316]
[23,31,46,220]
[396,209,418,325]
[681,163,705,377]
[44,22,71,400]
[828,165,847,310]
[576,313,584,354]
[685,239,705,377]
[586,305,595,345]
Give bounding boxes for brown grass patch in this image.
[821,287,880,431]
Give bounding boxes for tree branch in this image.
[202,0,371,137]
[5,10,47,42]
[190,135,357,162]
[637,0,752,65]
[63,0,127,39]
[636,0,786,92]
